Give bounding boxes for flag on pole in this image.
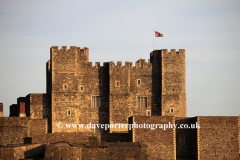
[155,31,163,37]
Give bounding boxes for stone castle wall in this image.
[175,117,198,160]
[0,117,101,146]
[197,116,239,159]
[0,117,47,146]
[44,145,148,160]
[32,132,101,144]
[28,94,50,119]
[1,143,45,160]
[130,116,176,160]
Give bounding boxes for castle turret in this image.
[50,46,93,133]
[150,49,186,117]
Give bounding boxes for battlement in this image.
[87,62,110,68]
[109,61,133,68]
[50,46,89,64]
[50,46,89,53]
[161,49,185,55]
[135,59,152,69]
[150,49,185,64]
[108,60,152,69]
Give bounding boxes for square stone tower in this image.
[150,49,186,117]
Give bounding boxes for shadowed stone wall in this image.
[1,144,45,160]
[130,116,176,160]
[0,117,47,146]
[175,117,198,160]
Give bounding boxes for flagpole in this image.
[153,29,155,50]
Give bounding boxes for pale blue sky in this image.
[0,0,239,117]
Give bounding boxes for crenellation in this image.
[160,49,186,55]
[70,46,77,50]
[125,61,132,68]
[179,49,185,55]
[83,47,89,54]
[171,49,176,54]
[142,61,148,69]
[62,46,67,51]
[135,62,140,68]
[136,59,145,66]
[109,61,115,66]
[117,61,122,67]
[51,46,59,52]
[129,62,132,68]
[161,49,168,54]
[95,62,100,67]
[139,59,145,63]
[77,47,80,52]
[134,59,153,69]
[50,46,90,55]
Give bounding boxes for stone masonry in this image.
[48,46,186,133]
[0,46,239,160]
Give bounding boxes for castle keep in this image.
[47,46,186,133]
[0,46,239,160]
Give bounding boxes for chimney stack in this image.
[19,102,26,117]
[0,103,3,117]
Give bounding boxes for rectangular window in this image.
[67,109,71,116]
[79,85,84,91]
[170,106,174,113]
[115,81,120,87]
[94,127,101,133]
[137,79,141,85]
[63,84,68,90]
[137,97,147,108]
[137,97,140,108]
[92,96,101,107]
[146,110,151,116]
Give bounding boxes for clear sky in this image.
[0,0,239,117]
